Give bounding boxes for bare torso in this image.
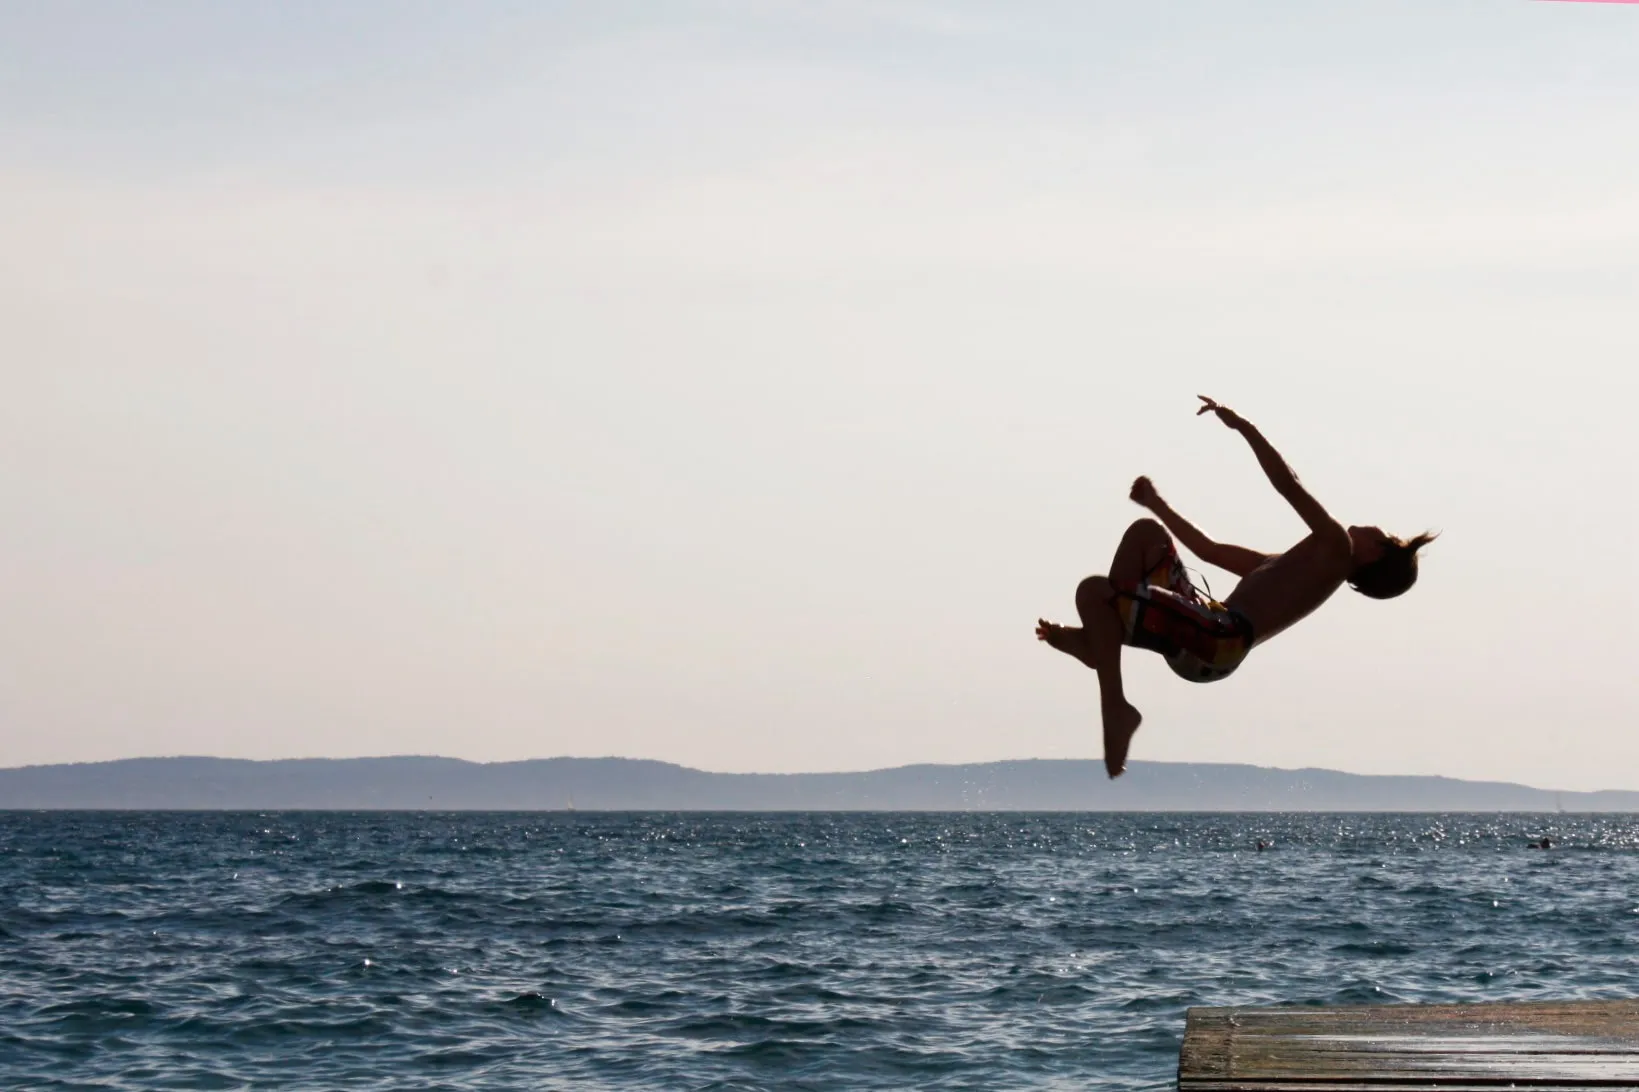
[1223,529,1353,646]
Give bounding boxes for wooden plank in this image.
[1179,999,1639,1090]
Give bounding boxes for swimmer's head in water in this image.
[1346,527,1437,600]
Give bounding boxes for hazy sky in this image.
[4,2,1636,788]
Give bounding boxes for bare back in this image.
[1223,529,1353,645]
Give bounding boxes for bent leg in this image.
[1076,574,1143,779]
[1081,521,1176,776]
[1036,519,1174,778]
[1109,517,1175,585]
[1038,518,1177,666]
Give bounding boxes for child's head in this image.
[1347,527,1437,600]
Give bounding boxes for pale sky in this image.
[3,1,1636,789]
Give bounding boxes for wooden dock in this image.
[1178,999,1639,1090]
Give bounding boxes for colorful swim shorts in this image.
[1111,545,1254,684]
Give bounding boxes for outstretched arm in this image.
[1129,477,1268,577]
[1195,397,1347,542]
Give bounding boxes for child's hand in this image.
[1196,395,1245,430]
[1129,476,1160,509]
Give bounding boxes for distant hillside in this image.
[0,756,1633,811]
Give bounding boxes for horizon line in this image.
[3,753,1632,797]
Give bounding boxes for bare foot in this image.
[1037,620,1097,669]
[1101,701,1142,779]
[1036,618,1072,651]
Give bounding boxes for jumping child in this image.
[1036,396,1434,778]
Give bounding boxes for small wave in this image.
[999,981,1102,1005]
[616,910,786,938]
[750,960,820,980]
[664,1013,871,1041]
[1327,982,1406,1005]
[1313,920,1372,936]
[770,983,852,1004]
[334,858,384,873]
[718,1038,826,1062]
[277,879,407,909]
[847,899,918,920]
[474,992,580,1021]
[1331,941,1417,957]
[224,1015,393,1045]
[600,995,685,1015]
[414,1045,510,1067]
[4,907,128,930]
[38,997,161,1020]
[1118,991,1200,1012]
[404,886,489,906]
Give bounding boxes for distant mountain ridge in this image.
[0,756,1633,811]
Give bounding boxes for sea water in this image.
[2,811,1637,1091]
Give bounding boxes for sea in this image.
[2,811,1637,1091]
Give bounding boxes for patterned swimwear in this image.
[1111,544,1254,684]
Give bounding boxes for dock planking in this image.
[1178,999,1639,1090]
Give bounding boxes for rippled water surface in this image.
[3,812,1638,1090]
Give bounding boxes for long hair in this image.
[1348,531,1438,600]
